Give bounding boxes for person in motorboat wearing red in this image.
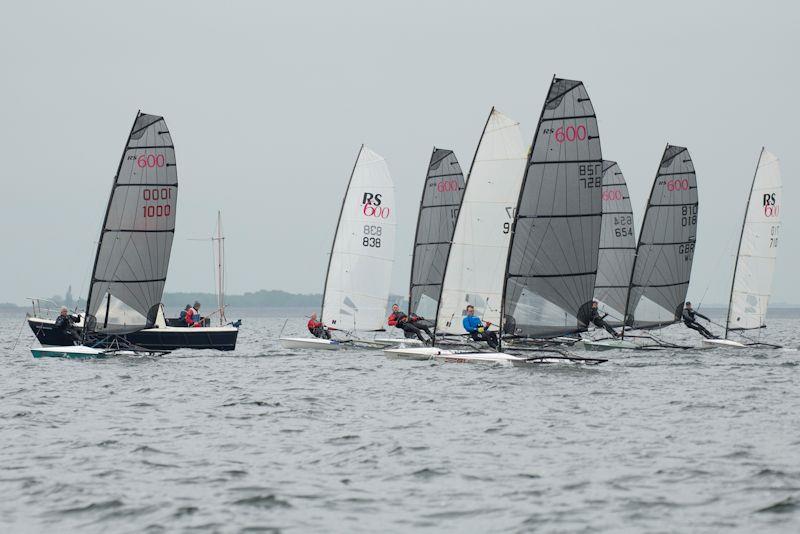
[185,301,204,328]
[307,312,333,339]
[387,304,433,344]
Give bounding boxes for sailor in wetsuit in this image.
[54,306,81,344]
[462,305,499,349]
[307,312,332,339]
[682,302,716,339]
[387,304,432,344]
[590,300,619,337]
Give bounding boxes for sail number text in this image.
[503,206,516,234]
[579,163,602,189]
[542,125,588,144]
[141,187,173,218]
[612,215,632,238]
[769,225,779,248]
[127,153,166,168]
[436,180,460,193]
[362,225,382,248]
[681,205,697,227]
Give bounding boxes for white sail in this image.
[436,109,527,334]
[322,146,396,332]
[726,148,782,334]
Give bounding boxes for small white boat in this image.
[701,338,747,349]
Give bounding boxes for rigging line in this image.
[696,229,738,309]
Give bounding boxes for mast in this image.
[84,111,141,334]
[725,148,764,339]
[622,144,697,335]
[215,210,226,325]
[320,145,363,321]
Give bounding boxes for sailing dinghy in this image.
[385,108,527,361]
[28,112,178,357]
[577,161,640,351]
[279,146,399,350]
[27,113,239,354]
[703,148,782,349]
[595,144,700,350]
[388,79,608,365]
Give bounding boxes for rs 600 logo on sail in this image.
[361,192,390,218]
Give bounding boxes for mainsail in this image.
[594,161,636,324]
[725,148,782,335]
[321,146,396,331]
[436,108,527,335]
[86,112,178,334]
[502,78,603,339]
[408,148,465,320]
[624,145,698,329]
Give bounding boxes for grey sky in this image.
[1,0,797,306]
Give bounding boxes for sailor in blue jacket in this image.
[462,305,499,349]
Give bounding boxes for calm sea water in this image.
[1,308,799,533]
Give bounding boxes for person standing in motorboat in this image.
[307,312,333,339]
[55,306,81,344]
[186,301,203,328]
[462,305,499,349]
[682,302,716,339]
[590,300,619,338]
[387,304,432,344]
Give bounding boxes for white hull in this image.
[576,339,640,351]
[279,337,342,350]
[701,338,747,349]
[370,337,424,347]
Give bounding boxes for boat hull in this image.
[31,345,107,359]
[701,338,747,349]
[279,337,342,350]
[384,347,605,365]
[28,317,238,351]
[576,339,640,351]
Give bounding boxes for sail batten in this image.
[85,112,177,334]
[501,78,604,339]
[321,146,396,332]
[725,148,781,336]
[624,145,698,330]
[408,149,465,319]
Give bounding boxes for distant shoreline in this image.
[5,294,800,312]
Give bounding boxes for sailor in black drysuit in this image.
[682,302,716,339]
[589,300,619,338]
[387,304,433,344]
[54,306,81,344]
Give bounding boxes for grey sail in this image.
[408,148,465,319]
[502,78,603,339]
[594,161,636,326]
[86,112,178,334]
[624,145,698,330]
